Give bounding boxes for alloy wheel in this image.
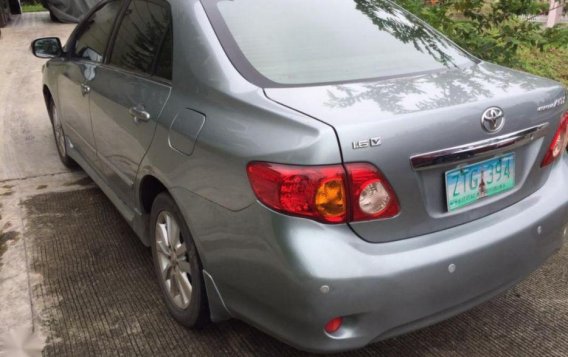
[155,211,193,309]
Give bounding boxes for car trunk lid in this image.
[265,62,566,243]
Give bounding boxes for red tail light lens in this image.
[346,163,400,221]
[246,163,348,223]
[541,112,568,167]
[247,162,400,223]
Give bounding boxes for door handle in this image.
[80,83,90,96]
[129,106,151,124]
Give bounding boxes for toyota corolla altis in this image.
[31,0,568,352]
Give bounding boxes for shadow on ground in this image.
[23,188,568,356]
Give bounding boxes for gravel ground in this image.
[23,188,568,356]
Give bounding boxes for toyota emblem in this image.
[481,107,505,133]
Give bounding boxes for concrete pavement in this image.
[0,12,90,356]
[0,12,74,182]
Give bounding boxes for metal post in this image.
[546,0,563,27]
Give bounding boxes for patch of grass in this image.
[516,47,568,87]
[22,3,45,13]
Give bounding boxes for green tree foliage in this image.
[393,0,568,67]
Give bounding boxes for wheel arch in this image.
[43,85,54,121]
[137,173,231,322]
[138,174,168,214]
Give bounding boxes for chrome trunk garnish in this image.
[410,123,549,171]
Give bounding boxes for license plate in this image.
[445,153,515,212]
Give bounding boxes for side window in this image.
[154,26,173,80]
[73,1,122,62]
[109,0,171,76]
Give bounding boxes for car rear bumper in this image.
[223,157,568,353]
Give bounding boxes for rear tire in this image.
[150,192,210,328]
[49,100,77,169]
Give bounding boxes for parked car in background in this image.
[0,0,10,29]
[0,0,19,28]
[31,0,568,352]
[41,0,101,22]
[8,0,21,14]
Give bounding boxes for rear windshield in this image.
[202,0,475,87]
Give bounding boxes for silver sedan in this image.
[32,0,568,352]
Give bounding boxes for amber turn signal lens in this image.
[315,178,346,220]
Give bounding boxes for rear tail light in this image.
[346,163,400,222]
[246,163,347,223]
[541,112,568,167]
[247,162,399,223]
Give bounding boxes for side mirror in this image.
[31,37,63,59]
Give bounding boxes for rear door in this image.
[89,0,172,205]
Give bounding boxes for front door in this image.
[58,0,123,164]
[89,0,173,205]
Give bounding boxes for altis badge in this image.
[537,95,566,112]
[352,137,382,150]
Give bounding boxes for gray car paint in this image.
[38,0,568,352]
[57,61,98,164]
